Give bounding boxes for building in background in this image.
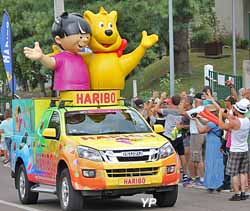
[215,0,250,40]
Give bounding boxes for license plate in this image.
[119,177,150,185]
[121,151,144,157]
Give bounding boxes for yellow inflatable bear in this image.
[83,7,158,90]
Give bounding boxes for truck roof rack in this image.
[50,99,60,108]
[58,100,73,109]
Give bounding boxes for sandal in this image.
[3,159,9,164]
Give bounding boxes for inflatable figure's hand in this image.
[141,31,159,49]
[24,42,44,61]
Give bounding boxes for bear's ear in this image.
[109,11,117,23]
[84,10,95,24]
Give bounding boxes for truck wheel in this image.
[153,185,178,207]
[17,164,39,204]
[59,168,84,211]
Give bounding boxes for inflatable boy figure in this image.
[24,12,91,91]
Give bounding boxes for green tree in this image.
[0,0,54,94]
[173,0,215,75]
[0,0,215,95]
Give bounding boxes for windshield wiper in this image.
[100,131,136,134]
[68,132,93,135]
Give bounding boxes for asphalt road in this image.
[0,163,249,211]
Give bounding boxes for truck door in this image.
[36,110,61,185]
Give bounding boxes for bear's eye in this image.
[108,22,113,28]
[99,22,104,28]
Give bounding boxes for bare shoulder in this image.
[230,118,240,130]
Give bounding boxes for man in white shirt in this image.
[186,93,205,186]
[219,99,250,201]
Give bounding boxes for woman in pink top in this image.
[24,12,91,91]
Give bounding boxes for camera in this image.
[191,113,198,118]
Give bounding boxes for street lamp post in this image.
[52,0,64,97]
[169,0,175,96]
[249,11,250,59]
[232,0,237,75]
[54,0,64,19]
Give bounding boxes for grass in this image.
[123,48,250,99]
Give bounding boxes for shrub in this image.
[191,30,211,48]
[159,74,182,95]
[240,39,249,49]
[220,32,249,49]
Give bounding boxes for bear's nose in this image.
[105,29,113,36]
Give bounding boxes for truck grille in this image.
[101,148,159,163]
[106,167,159,177]
[117,156,149,162]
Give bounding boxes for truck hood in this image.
[66,133,168,150]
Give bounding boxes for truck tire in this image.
[17,164,39,204]
[59,168,84,211]
[153,185,178,207]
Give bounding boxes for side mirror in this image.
[42,128,57,139]
[153,124,164,133]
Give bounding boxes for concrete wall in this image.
[215,0,249,40]
[243,60,250,88]
[243,0,250,40]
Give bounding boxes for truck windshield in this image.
[65,109,152,135]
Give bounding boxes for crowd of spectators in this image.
[133,81,250,201]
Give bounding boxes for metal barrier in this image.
[207,70,242,100]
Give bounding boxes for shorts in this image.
[190,134,205,162]
[183,136,190,147]
[226,151,249,176]
[5,137,12,152]
[0,141,7,150]
[169,136,185,156]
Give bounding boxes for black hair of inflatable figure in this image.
[51,12,91,40]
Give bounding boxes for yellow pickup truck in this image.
[11,90,180,211]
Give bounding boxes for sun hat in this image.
[233,98,250,114]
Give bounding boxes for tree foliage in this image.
[0,0,215,94]
[0,0,54,92]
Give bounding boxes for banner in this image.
[0,10,16,94]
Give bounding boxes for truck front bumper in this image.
[80,185,177,198]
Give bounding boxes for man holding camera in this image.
[186,93,206,186]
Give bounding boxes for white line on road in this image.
[0,200,43,211]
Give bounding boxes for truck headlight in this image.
[159,142,174,159]
[77,146,102,162]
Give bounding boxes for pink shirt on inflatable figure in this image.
[54,52,89,90]
[24,12,91,91]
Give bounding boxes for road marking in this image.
[0,200,43,211]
